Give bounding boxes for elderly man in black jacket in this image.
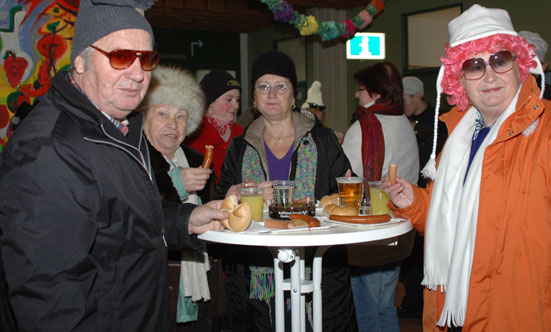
[0,1,226,331]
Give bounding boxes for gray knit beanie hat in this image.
[71,0,156,64]
[142,66,206,136]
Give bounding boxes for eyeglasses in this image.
[256,83,291,95]
[462,50,517,80]
[306,102,326,111]
[90,45,160,71]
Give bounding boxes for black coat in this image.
[0,71,203,332]
[409,103,448,188]
[147,142,216,204]
[217,116,351,200]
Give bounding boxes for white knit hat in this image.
[141,66,205,136]
[422,4,545,180]
[300,81,324,109]
[519,30,548,63]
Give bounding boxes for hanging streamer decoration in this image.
[260,0,386,41]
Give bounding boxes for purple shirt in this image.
[265,141,294,180]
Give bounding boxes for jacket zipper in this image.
[84,124,167,247]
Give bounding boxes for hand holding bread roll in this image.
[221,194,252,232]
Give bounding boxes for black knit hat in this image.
[71,0,156,64]
[200,70,241,107]
[251,51,297,98]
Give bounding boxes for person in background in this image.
[187,70,244,183]
[218,51,357,332]
[383,5,551,331]
[341,61,418,332]
[398,76,449,320]
[141,65,216,327]
[300,80,326,123]
[402,76,448,188]
[519,30,551,100]
[300,80,344,143]
[0,1,226,331]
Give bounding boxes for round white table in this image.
[199,218,412,332]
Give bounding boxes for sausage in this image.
[288,214,321,228]
[329,214,391,224]
[201,145,214,168]
[264,219,294,229]
[388,163,398,185]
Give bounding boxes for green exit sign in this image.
[346,33,386,60]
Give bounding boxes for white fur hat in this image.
[300,81,324,109]
[142,65,205,136]
[519,30,548,63]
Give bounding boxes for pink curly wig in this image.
[440,34,536,110]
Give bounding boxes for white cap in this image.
[519,30,548,63]
[402,76,424,97]
[300,81,324,109]
[448,4,517,48]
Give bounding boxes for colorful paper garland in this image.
[260,0,386,41]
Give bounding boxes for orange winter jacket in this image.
[392,75,551,332]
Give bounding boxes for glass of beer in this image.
[368,181,390,215]
[336,177,364,214]
[269,180,295,219]
[239,187,264,222]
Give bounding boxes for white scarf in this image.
[423,89,520,327]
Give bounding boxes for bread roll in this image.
[227,202,252,232]
[330,206,358,216]
[221,194,238,211]
[323,204,339,217]
[220,195,252,232]
[320,193,340,208]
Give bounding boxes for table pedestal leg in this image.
[313,246,330,332]
[272,247,324,332]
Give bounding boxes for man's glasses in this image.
[306,102,326,111]
[462,50,517,80]
[90,45,160,71]
[256,83,291,95]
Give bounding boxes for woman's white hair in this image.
[141,65,205,136]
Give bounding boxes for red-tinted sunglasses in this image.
[90,45,160,71]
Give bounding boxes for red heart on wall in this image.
[3,51,28,88]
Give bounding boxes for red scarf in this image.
[353,102,403,185]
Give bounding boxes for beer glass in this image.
[336,177,364,214]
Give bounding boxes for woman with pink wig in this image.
[382,4,551,331]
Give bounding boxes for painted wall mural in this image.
[0,0,79,151]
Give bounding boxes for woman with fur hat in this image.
[217,51,356,332]
[187,70,244,184]
[141,65,215,326]
[382,4,551,331]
